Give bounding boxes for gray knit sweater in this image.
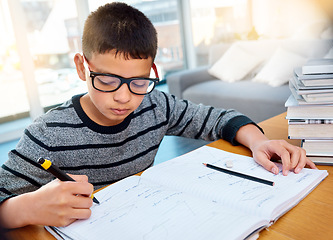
[0,90,257,202]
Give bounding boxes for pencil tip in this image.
[91,195,100,204]
[202,163,207,166]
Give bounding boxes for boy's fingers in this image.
[293,147,308,173]
[305,157,318,170]
[63,181,94,197]
[281,144,303,173]
[55,208,91,227]
[273,146,291,176]
[68,174,89,182]
[281,141,317,173]
[288,147,301,169]
[72,195,94,208]
[254,152,279,174]
[71,208,92,222]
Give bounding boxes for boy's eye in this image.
[131,79,149,88]
[96,76,119,86]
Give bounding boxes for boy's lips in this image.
[111,108,130,115]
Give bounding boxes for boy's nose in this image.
[113,83,131,103]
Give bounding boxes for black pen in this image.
[203,163,274,186]
[38,157,100,204]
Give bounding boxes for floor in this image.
[0,83,209,165]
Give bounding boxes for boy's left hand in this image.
[251,139,317,175]
[235,124,317,175]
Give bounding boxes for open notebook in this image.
[47,146,328,240]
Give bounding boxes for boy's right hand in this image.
[0,175,94,228]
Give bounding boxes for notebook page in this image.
[142,146,328,220]
[55,175,267,240]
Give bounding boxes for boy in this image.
[0,2,315,228]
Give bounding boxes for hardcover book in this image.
[288,123,333,139]
[302,139,333,158]
[294,67,333,87]
[302,58,333,75]
[307,156,333,165]
[285,94,333,119]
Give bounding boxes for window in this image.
[0,0,86,142]
[0,0,185,142]
[189,0,252,66]
[20,0,86,109]
[0,0,31,121]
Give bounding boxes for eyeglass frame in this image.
[82,54,160,95]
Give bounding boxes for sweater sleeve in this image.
[163,93,263,144]
[0,118,55,204]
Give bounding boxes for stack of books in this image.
[286,58,333,165]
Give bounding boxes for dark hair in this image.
[82,2,157,61]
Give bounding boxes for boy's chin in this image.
[102,113,131,126]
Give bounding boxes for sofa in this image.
[167,39,333,123]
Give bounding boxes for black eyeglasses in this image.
[83,55,159,95]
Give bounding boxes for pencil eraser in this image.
[225,160,233,168]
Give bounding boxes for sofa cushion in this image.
[208,43,263,82]
[208,40,282,66]
[252,47,307,87]
[183,79,291,122]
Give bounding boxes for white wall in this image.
[252,0,330,39]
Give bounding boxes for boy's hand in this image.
[235,124,317,175]
[0,174,94,228]
[251,139,317,175]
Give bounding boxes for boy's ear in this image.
[74,53,86,81]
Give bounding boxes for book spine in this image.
[288,119,333,124]
[302,66,333,75]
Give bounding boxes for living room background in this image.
[0,0,331,143]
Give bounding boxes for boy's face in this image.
[74,52,153,126]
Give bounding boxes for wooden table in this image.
[6,112,333,240]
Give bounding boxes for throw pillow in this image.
[253,47,307,87]
[208,43,263,82]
